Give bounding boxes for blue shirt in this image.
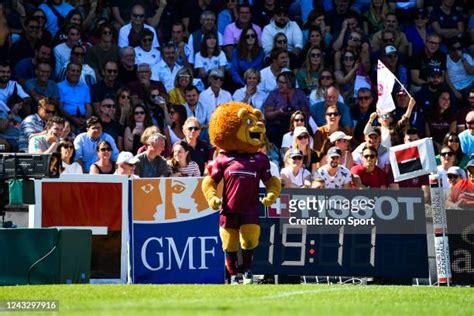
[58,80,91,116]
[230,48,264,87]
[39,2,73,37]
[25,79,59,100]
[310,101,352,129]
[74,132,119,172]
[459,129,474,157]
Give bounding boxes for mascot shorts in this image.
[220,211,259,229]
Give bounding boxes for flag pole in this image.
[378,60,413,99]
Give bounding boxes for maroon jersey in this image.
[210,152,272,215]
[351,164,389,188]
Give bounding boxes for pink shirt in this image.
[223,22,262,46]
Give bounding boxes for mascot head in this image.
[209,102,265,154]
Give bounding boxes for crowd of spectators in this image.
[0,0,473,206]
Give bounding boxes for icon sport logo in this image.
[132,178,216,223]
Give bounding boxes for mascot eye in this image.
[172,184,185,194]
[247,119,254,125]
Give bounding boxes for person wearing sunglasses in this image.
[352,126,391,173]
[449,159,474,209]
[98,97,123,151]
[370,13,409,56]
[9,16,42,68]
[459,111,474,157]
[291,126,320,174]
[314,104,349,154]
[124,104,152,154]
[437,146,458,188]
[56,139,83,174]
[446,38,473,101]
[445,166,466,190]
[90,140,115,174]
[57,44,97,86]
[280,149,312,188]
[296,46,325,95]
[53,25,81,77]
[315,146,352,189]
[351,145,389,188]
[183,117,209,176]
[118,4,159,49]
[199,69,232,117]
[90,61,121,113]
[134,29,162,80]
[436,132,469,168]
[281,110,314,155]
[351,88,375,145]
[194,32,228,83]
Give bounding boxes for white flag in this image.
[376,60,396,114]
[389,138,438,182]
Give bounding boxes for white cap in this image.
[329,131,352,143]
[116,152,139,165]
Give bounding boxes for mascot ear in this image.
[237,108,249,119]
[252,109,264,120]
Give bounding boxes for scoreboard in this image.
[253,188,429,278]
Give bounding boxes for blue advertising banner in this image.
[130,178,225,284]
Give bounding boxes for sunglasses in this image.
[364,154,376,159]
[132,13,145,18]
[448,138,460,143]
[358,96,371,101]
[292,156,303,161]
[326,112,340,117]
[120,95,130,99]
[41,107,55,114]
[343,56,355,61]
[187,126,201,131]
[211,76,223,81]
[106,69,118,74]
[320,75,333,80]
[277,39,287,44]
[151,94,160,98]
[297,134,309,140]
[73,52,85,56]
[447,174,459,179]
[100,148,111,152]
[294,118,305,122]
[179,75,191,79]
[102,31,112,35]
[102,103,115,108]
[440,152,454,157]
[380,114,391,120]
[310,53,321,58]
[348,36,361,42]
[142,38,153,43]
[134,111,145,115]
[63,145,74,149]
[246,34,256,39]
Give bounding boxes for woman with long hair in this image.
[334,30,370,73]
[296,46,325,95]
[169,67,193,106]
[425,89,457,150]
[281,110,314,154]
[145,86,171,131]
[280,149,313,188]
[57,140,83,174]
[363,0,392,36]
[90,140,115,174]
[29,8,52,43]
[115,87,132,126]
[309,69,344,104]
[194,32,227,82]
[314,105,350,154]
[438,132,469,167]
[168,140,201,177]
[124,103,153,154]
[53,9,84,46]
[230,27,264,87]
[292,126,321,174]
[167,104,187,145]
[334,49,359,106]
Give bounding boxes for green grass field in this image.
[0,284,473,315]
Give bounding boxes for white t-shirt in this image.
[258,66,290,94]
[232,87,268,112]
[280,166,311,187]
[62,161,83,174]
[315,165,352,188]
[447,54,474,90]
[0,81,30,103]
[135,47,162,81]
[194,51,227,73]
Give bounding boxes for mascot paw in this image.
[261,193,277,207]
[208,196,222,210]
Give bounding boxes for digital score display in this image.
[253,188,429,278]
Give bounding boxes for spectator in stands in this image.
[445,38,474,101]
[334,49,359,105]
[115,87,132,127]
[315,146,352,189]
[169,68,194,106]
[437,132,469,168]
[280,149,312,188]
[232,68,267,112]
[362,0,391,36]
[414,66,447,111]
[89,140,116,174]
[199,69,232,118]
[425,88,457,150]
[53,25,81,77]
[322,130,354,169]
[430,0,464,43]
[217,0,238,36]
[156,42,182,93]
[187,11,223,66]
[263,71,309,147]
[124,103,153,154]
[118,4,159,49]
[146,88,171,132]
[74,116,119,172]
[10,16,41,68]
[281,110,314,154]
[351,145,389,188]
[438,146,457,188]
[223,3,262,59]
[169,22,192,68]
[380,45,408,87]
[394,88,424,135]
[183,117,209,176]
[91,61,122,113]
[98,97,124,152]
[29,8,52,43]
[325,0,353,38]
[58,45,97,86]
[52,9,84,46]
[314,102,352,154]
[15,43,52,85]
[457,88,474,132]
[310,86,351,132]
[0,62,30,105]
[117,47,137,84]
[167,104,187,146]
[136,125,162,155]
[194,32,227,83]
[57,139,83,174]
[264,32,301,69]
[446,166,466,190]
[404,8,432,57]
[19,97,56,152]
[127,63,167,103]
[410,33,446,92]
[449,159,474,209]
[58,62,92,130]
[258,48,290,94]
[351,87,375,145]
[301,26,328,63]
[114,151,139,178]
[459,111,474,156]
[309,69,344,105]
[352,126,390,172]
[261,4,303,57]
[331,9,365,52]
[253,0,276,28]
[370,12,409,56]
[39,0,73,37]
[0,94,23,152]
[302,10,332,48]
[230,27,264,88]
[168,140,201,177]
[296,46,325,95]
[25,62,59,105]
[85,23,119,82]
[134,133,171,177]
[183,86,210,142]
[292,126,320,174]
[134,29,161,81]
[28,115,64,154]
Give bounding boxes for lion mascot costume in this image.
[202,102,281,284]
